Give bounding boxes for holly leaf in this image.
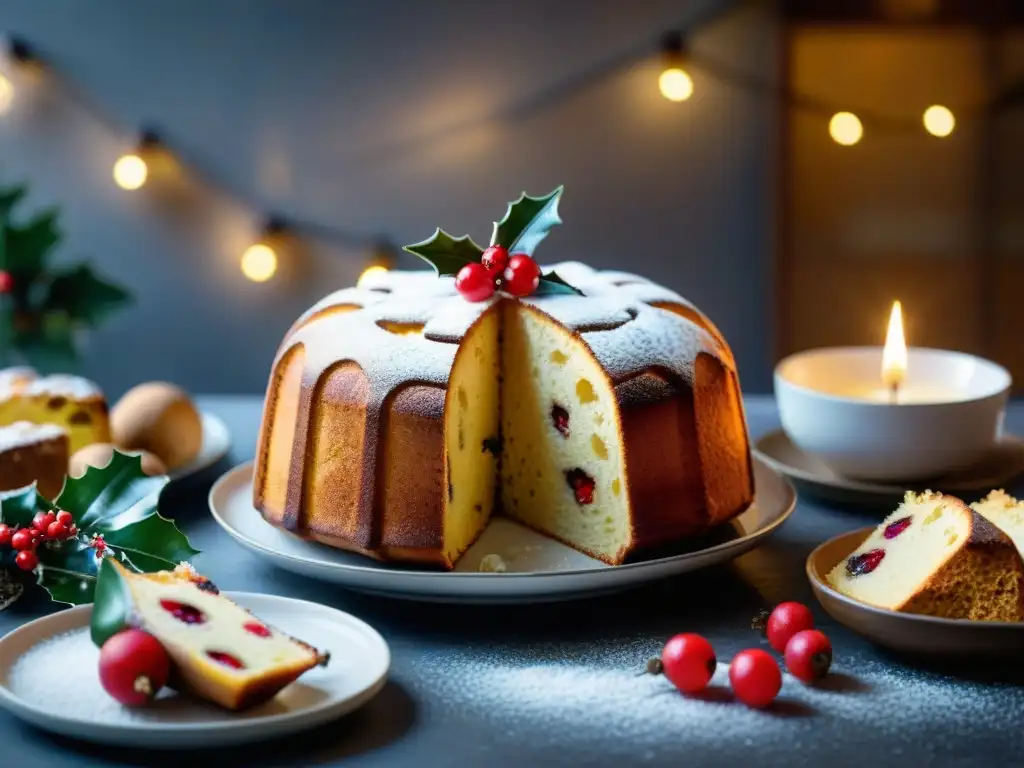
[5,208,60,281]
[16,450,200,606]
[43,263,133,325]
[0,185,27,222]
[14,320,79,374]
[533,271,584,297]
[490,186,563,256]
[0,484,49,529]
[403,228,484,277]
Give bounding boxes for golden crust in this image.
[254,277,753,570]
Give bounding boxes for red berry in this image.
[455,262,496,302]
[661,633,716,694]
[0,523,11,547]
[729,649,782,709]
[244,621,272,638]
[56,510,74,527]
[784,630,833,684]
[46,521,70,540]
[98,629,170,707]
[33,511,56,534]
[765,602,815,653]
[481,245,509,274]
[14,549,38,571]
[502,254,541,297]
[11,529,34,551]
[0,271,13,294]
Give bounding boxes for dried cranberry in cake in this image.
[244,621,272,638]
[845,548,885,576]
[884,516,912,539]
[197,579,220,595]
[160,599,207,624]
[565,468,596,505]
[207,650,245,669]
[550,404,570,437]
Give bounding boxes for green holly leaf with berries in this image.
[0,450,199,606]
[403,229,485,278]
[403,186,583,297]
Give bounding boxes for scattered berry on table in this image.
[729,649,782,709]
[455,262,496,302]
[502,254,541,297]
[765,601,815,653]
[660,633,717,694]
[98,629,170,707]
[784,629,833,684]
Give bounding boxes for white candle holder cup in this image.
[774,347,1011,482]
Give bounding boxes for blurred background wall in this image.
[0,0,780,396]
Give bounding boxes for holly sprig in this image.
[403,186,583,296]
[0,183,132,372]
[0,450,199,606]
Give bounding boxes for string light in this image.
[0,74,12,115]
[0,36,37,116]
[658,32,693,103]
[358,239,397,285]
[241,218,285,283]
[922,104,955,137]
[829,112,863,146]
[112,129,160,191]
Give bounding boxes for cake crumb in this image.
[479,554,507,573]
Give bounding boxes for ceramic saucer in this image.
[807,528,1024,657]
[754,429,1024,509]
[0,593,389,748]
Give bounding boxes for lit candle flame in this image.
[882,300,907,392]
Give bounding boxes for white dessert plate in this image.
[167,411,232,482]
[754,429,1024,509]
[208,457,796,604]
[0,593,390,749]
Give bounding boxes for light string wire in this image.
[2,4,1021,273]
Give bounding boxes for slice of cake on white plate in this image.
[91,558,329,710]
[827,490,1024,621]
[972,490,1024,556]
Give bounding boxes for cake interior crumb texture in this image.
[253,262,754,569]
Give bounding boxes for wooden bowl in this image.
[807,528,1024,657]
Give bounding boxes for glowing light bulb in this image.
[829,112,863,146]
[923,105,954,137]
[358,264,388,285]
[0,74,13,115]
[658,67,694,102]
[241,243,277,282]
[113,154,148,190]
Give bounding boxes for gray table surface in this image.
[4,394,1024,768]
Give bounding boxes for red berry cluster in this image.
[0,270,12,294]
[455,245,542,302]
[648,601,834,709]
[0,510,78,572]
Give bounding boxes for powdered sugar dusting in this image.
[415,644,1024,755]
[279,261,728,401]
[0,420,67,450]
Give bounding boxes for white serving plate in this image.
[167,411,232,482]
[208,457,796,604]
[0,593,389,749]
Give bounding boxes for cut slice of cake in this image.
[0,421,69,499]
[827,490,1024,621]
[91,558,329,711]
[972,490,1024,557]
